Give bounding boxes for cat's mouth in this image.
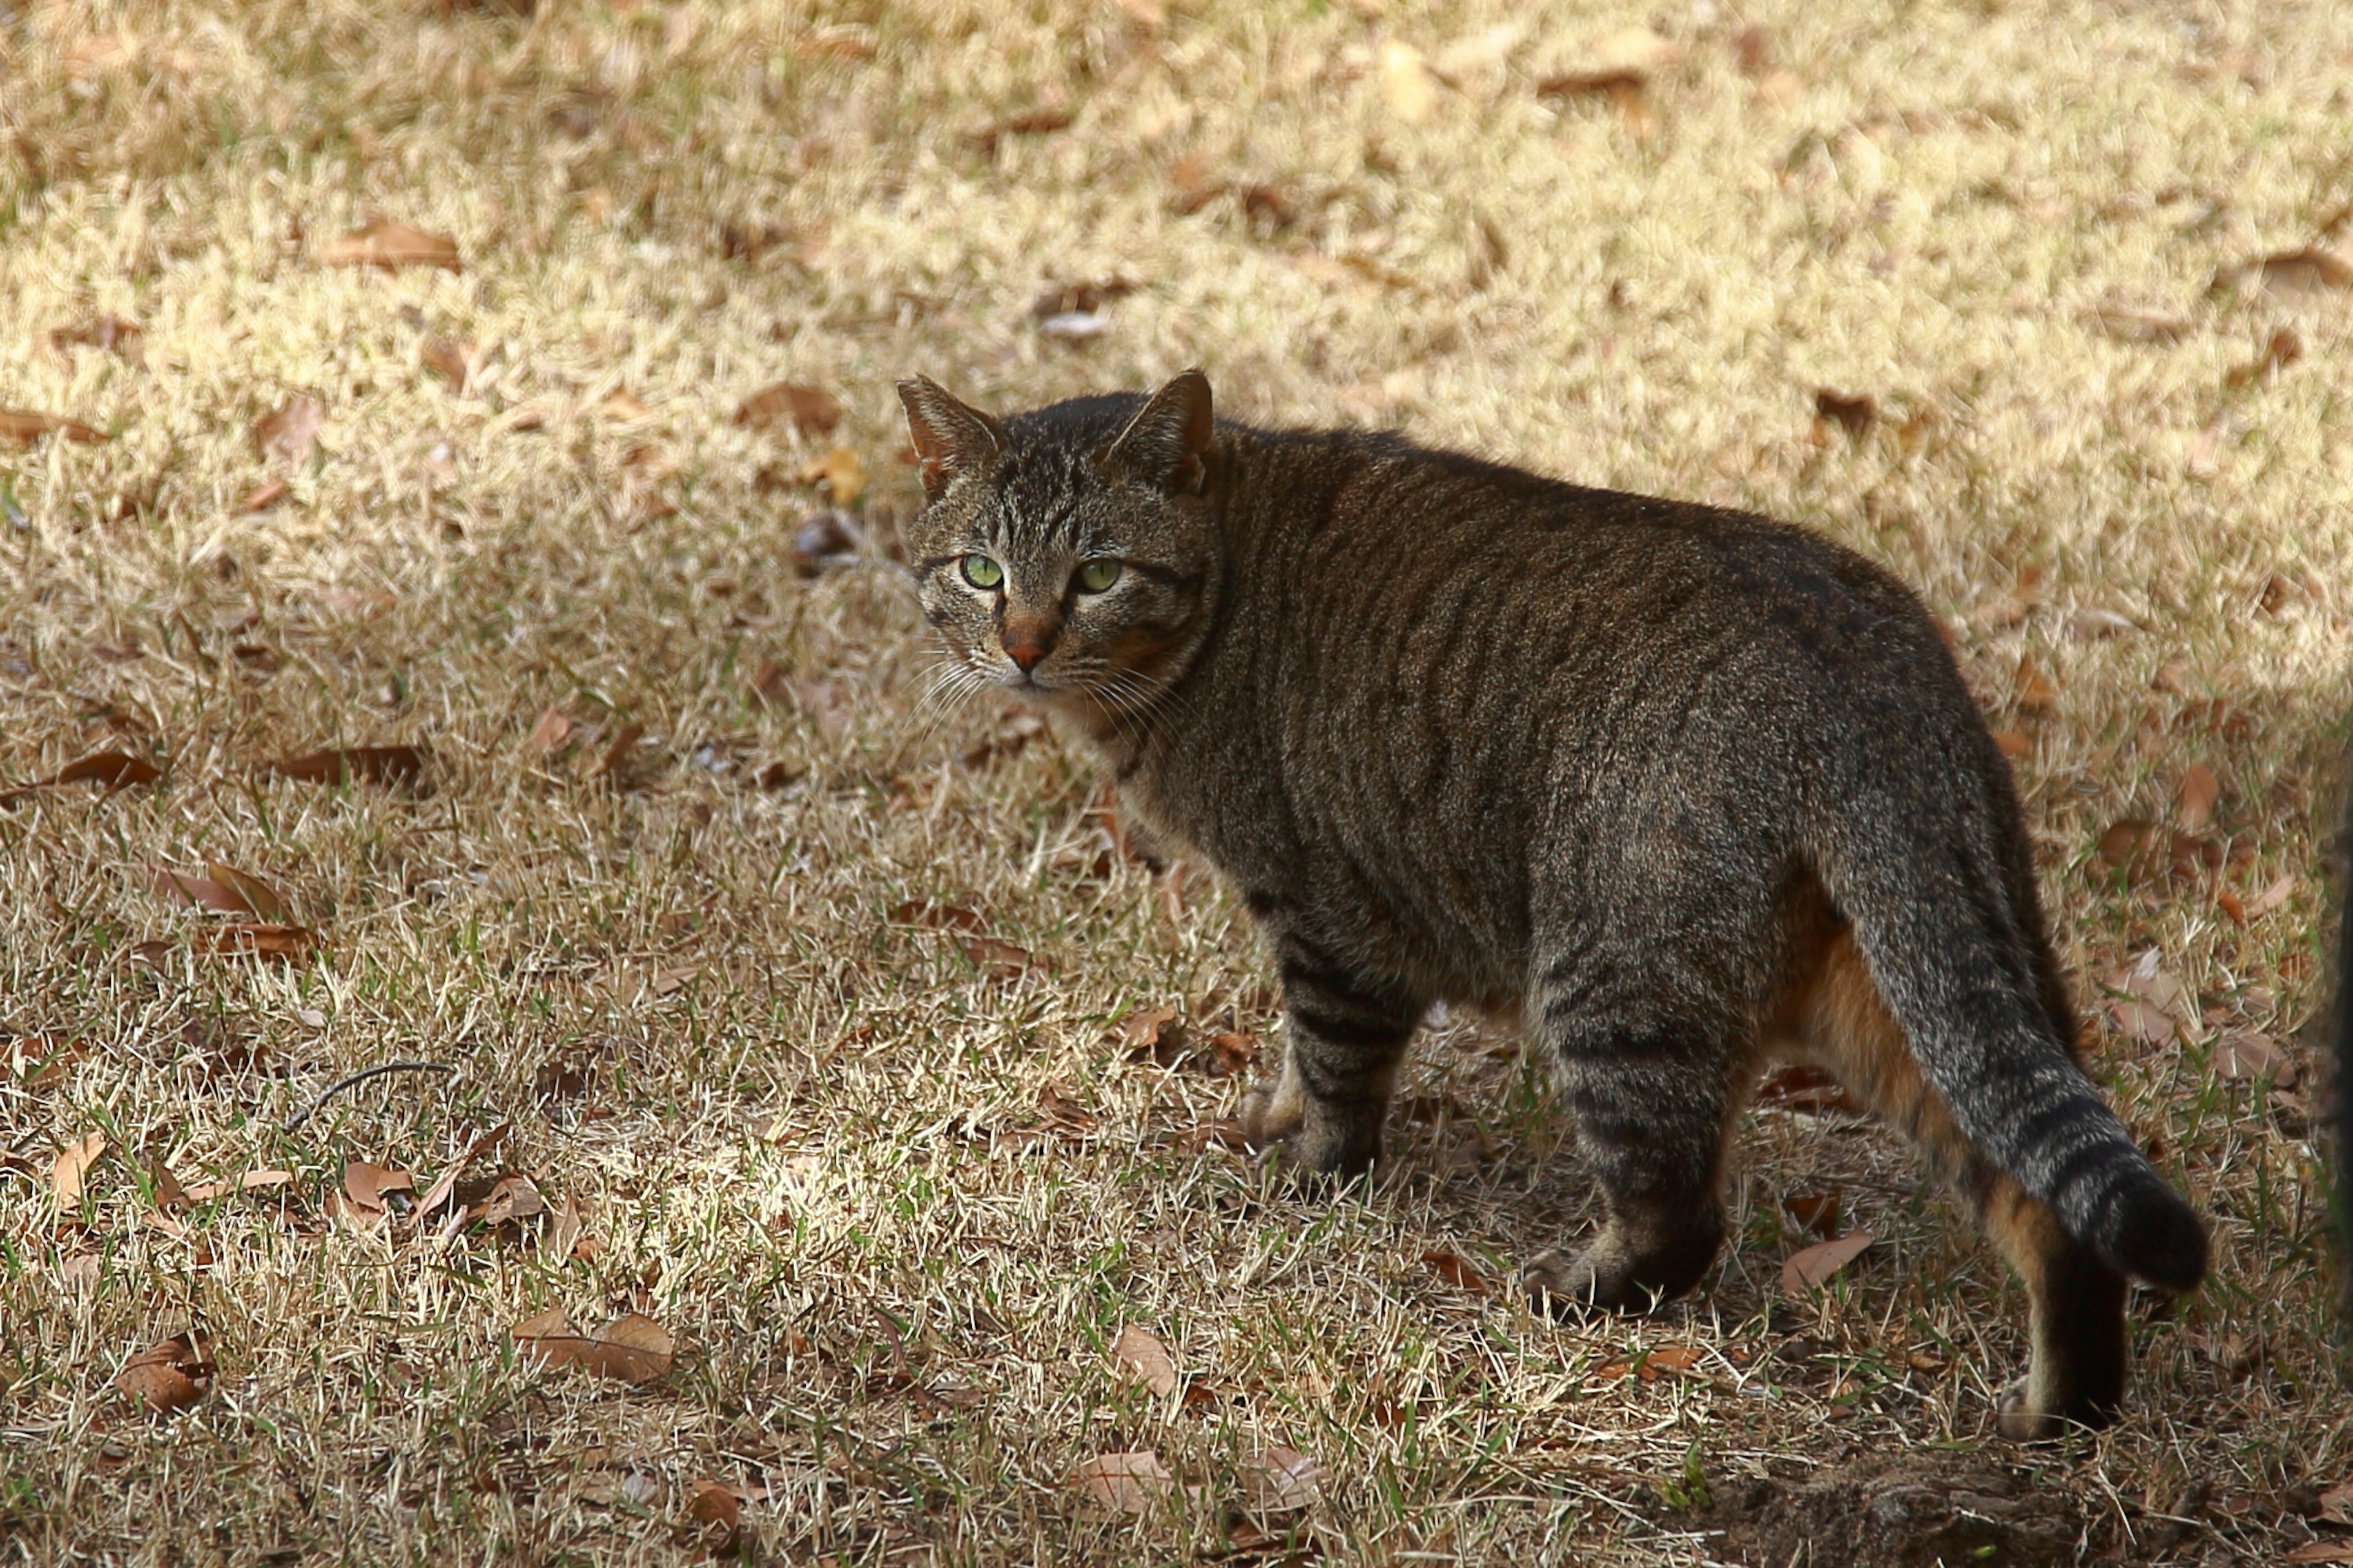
[998,665,1055,694]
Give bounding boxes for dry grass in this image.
[4,1,2351,1562]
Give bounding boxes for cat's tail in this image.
[1809,749,2208,1293]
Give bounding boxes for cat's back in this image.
[1219,424,1947,700]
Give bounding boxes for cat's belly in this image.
[1122,753,1529,1010]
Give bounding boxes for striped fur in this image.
[896,370,2207,1436]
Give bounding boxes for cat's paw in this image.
[1240,1083,1379,1186]
[1995,1378,2062,1442]
[1239,1078,1305,1149]
[1521,1244,1659,1317]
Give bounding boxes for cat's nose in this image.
[1001,618,1056,672]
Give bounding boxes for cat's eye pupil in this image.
[961,553,1003,589]
[1077,558,1122,593]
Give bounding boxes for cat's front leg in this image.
[1240,933,1421,1181]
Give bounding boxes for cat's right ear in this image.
[897,376,1008,502]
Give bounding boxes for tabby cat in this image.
[895,369,2207,1437]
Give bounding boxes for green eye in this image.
[1077,558,1123,593]
[961,553,1004,589]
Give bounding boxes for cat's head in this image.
[893,370,1223,722]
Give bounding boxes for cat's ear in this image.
[1105,368,1214,494]
[896,375,1008,501]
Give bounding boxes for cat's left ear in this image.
[1106,368,1214,494]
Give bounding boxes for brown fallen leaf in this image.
[210,863,293,923]
[1203,1030,1260,1076]
[1110,1324,1180,1398]
[733,382,840,436]
[414,1122,515,1219]
[891,900,986,933]
[319,218,462,272]
[747,658,792,711]
[2109,997,2177,1048]
[2224,327,2302,388]
[957,934,1032,979]
[474,1173,548,1229]
[2177,762,2219,832]
[115,1333,214,1414]
[178,1168,294,1203]
[1,749,162,805]
[1070,1450,1176,1514]
[1168,151,1227,215]
[1113,1004,1184,1067]
[799,447,866,507]
[51,314,144,360]
[1642,1343,1703,1377]
[968,105,1077,154]
[528,706,572,750]
[194,923,320,962]
[2245,872,2296,917]
[1168,1118,1249,1154]
[1036,1084,1100,1134]
[146,1159,189,1213]
[1989,729,2031,762]
[236,479,290,514]
[516,1309,675,1383]
[252,396,324,464]
[550,1191,591,1262]
[2095,819,2217,885]
[684,1480,743,1550]
[2015,655,2058,713]
[789,508,863,575]
[52,1132,107,1208]
[2069,607,2137,639]
[533,1051,593,1104]
[2286,1543,2353,1565]
[1536,27,1678,136]
[1422,1247,1490,1296]
[2099,819,2157,871]
[1813,388,1874,437]
[2186,418,2227,480]
[5,1033,84,1090]
[1239,1446,1325,1515]
[1752,1062,1862,1113]
[2317,1481,2353,1525]
[2213,1031,2294,1086]
[1781,1191,1843,1238]
[154,868,252,915]
[343,1161,415,1216]
[268,746,425,788]
[421,338,475,392]
[1596,1342,1706,1382]
[1781,1229,1872,1293]
[0,408,107,445]
[2215,244,2352,297]
[582,721,645,787]
[600,387,653,423]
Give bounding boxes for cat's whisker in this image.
[904,656,991,753]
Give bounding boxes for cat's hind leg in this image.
[1779,928,2128,1437]
[1522,986,1740,1315]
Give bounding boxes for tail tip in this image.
[2105,1182,2208,1293]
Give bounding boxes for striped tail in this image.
[1812,789,2207,1292]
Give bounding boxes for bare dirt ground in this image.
[4,2,2351,1563]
